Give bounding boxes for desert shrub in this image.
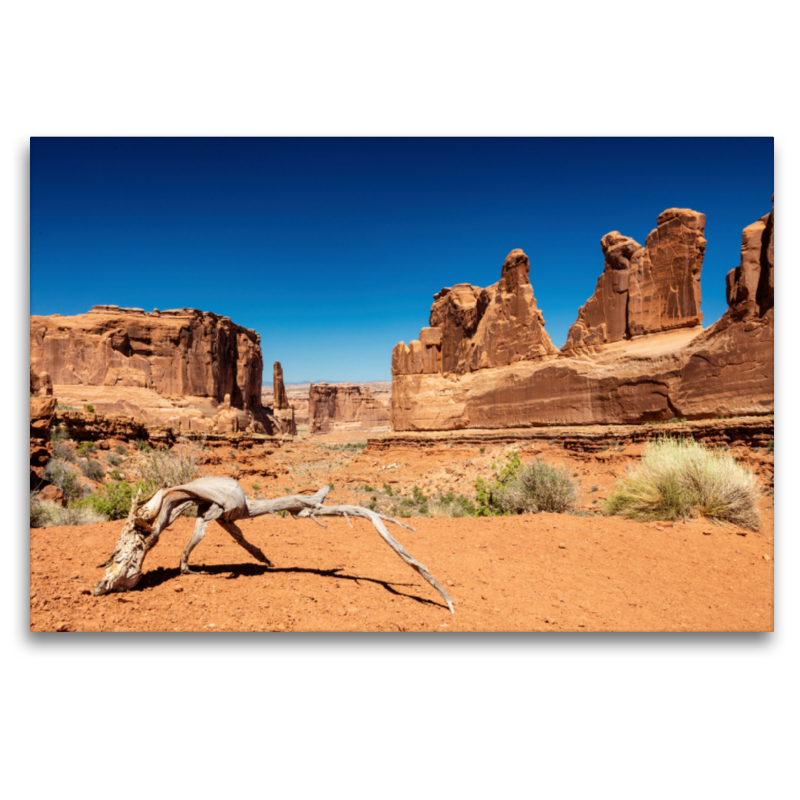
[76,441,96,457]
[40,501,107,527]
[107,453,122,467]
[115,444,128,455]
[134,438,153,452]
[52,442,76,462]
[43,460,86,501]
[134,443,203,497]
[428,492,478,518]
[84,404,95,413]
[604,437,761,530]
[475,451,578,515]
[765,439,774,454]
[78,457,105,481]
[363,484,375,492]
[73,480,137,521]
[30,491,48,527]
[50,423,69,443]
[382,482,393,496]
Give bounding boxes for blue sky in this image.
[30,137,773,383]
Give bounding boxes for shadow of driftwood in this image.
[135,563,444,609]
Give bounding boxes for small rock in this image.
[174,586,184,593]
[558,543,566,549]
[736,531,748,536]
[702,531,712,536]
[545,617,555,624]
[56,622,70,632]
[763,554,771,561]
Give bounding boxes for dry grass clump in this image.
[604,437,761,530]
[133,442,204,497]
[30,491,108,527]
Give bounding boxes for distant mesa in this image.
[29,305,294,436]
[309,382,391,434]
[391,201,773,430]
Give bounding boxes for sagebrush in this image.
[604,437,761,530]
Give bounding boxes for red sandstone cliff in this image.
[309,383,391,434]
[270,361,297,435]
[563,208,706,352]
[30,306,264,407]
[393,249,558,378]
[391,203,773,430]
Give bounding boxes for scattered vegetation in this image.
[50,423,69,443]
[133,442,203,497]
[428,492,478,518]
[134,439,153,452]
[107,453,123,467]
[30,492,107,527]
[326,443,367,452]
[76,441,96,457]
[84,404,95,413]
[604,437,761,530]
[52,442,76,462]
[43,460,86,501]
[382,482,393,496]
[78,457,105,481]
[765,439,774,454]
[115,444,128,456]
[72,481,136,521]
[475,451,579,515]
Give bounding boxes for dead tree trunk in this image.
[93,477,454,613]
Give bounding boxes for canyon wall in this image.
[309,383,391,434]
[391,203,773,431]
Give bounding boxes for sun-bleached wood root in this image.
[93,476,454,613]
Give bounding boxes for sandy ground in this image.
[30,498,773,633]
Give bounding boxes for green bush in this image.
[474,451,578,515]
[134,439,153,452]
[604,437,761,530]
[76,441,96,457]
[115,444,128,456]
[382,482,393,496]
[84,404,95,413]
[73,480,137,521]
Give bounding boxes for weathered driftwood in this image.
[93,476,454,613]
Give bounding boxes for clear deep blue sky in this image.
[30,138,773,383]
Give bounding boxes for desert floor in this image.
[30,498,773,633]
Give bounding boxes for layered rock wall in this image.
[309,383,391,434]
[30,306,264,409]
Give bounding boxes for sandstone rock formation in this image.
[270,361,297,435]
[31,306,264,407]
[309,383,391,434]
[564,208,706,352]
[392,203,772,430]
[393,249,558,377]
[29,306,289,434]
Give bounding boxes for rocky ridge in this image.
[309,383,391,434]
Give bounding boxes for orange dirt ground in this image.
[30,498,773,633]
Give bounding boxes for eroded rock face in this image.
[392,203,772,430]
[309,383,390,434]
[393,248,557,378]
[30,307,264,409]
[564,208,706,352]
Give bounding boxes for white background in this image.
[4,2,796,798]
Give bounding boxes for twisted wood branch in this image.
[93,477,454,613]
